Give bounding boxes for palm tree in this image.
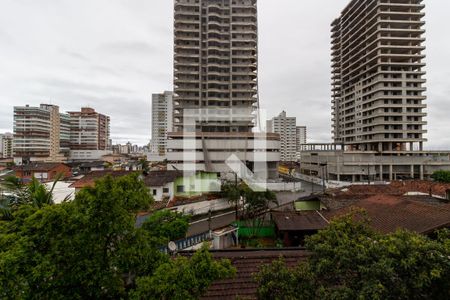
[0,173,66,219]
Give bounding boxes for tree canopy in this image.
[256,211,450,300]
[0,173,235,299]
[431,170,450,183]
[142,209,191,244]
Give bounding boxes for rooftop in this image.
[323,195,450,234]
[12,162,68,172]
[272,211,328,232]
[143,170,183,187]
[186,248,308,300]
[69,170,134,188]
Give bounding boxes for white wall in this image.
[149,182,174,202]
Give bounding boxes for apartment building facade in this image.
[0,133,13,158]
[331,0,427,152]
[267,111,297,162]
[151,91,173,156]
[13,104,69,164]
[68,107,111,161]
[296,126,307,160]
[168,0,280,177]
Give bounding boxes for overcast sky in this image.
[0,0,449,148]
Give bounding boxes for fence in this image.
[234,220,276,238]
[160,231,211,254]
[266,182,303,192]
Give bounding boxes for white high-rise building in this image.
[296,126,307,161]
[13,104,68,164]
[151,91,173,156]
[267,111,297,162]
[0,133,13,158]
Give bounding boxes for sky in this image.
[0,0,449,148]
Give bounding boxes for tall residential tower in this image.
[331,0,427,152]
[267,111,297,162]
[173,0,258,133]
[151,91,173,156]
[168,0,279,178]
[300,0,450,182]
[13,104,68,163]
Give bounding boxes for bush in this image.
[431,170,450,183]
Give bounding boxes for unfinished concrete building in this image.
[331,0,427,152]
[300,0,450,182]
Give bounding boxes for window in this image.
[163,188,169,193]
[177,185,185,193]
[152,189,157,196]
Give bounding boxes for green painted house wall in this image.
[174,172,220,197]
[294,200,323,211]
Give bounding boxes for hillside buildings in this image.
[151,91,173,156]
[167,0,279,178]
[300,0,450,182]
[13,104,111,164]
[0,133,13,158]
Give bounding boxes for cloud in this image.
[0,0,449,149]
[97,41,160,56]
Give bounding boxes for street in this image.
[186,179,322,237]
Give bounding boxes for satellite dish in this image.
[168,241,177,252]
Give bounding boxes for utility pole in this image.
[320,163,326,194]
[208,208,212,238]
[234,172,238,220]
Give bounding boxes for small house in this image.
[12,162,72,183]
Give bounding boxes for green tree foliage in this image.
[256,211,450,300]
[221,181,277,219]
[142,209,190,244]
[0,175,66,220]
[139,158,150,173]
[131,244,236,300]
[0,173,235,299]
[431,170,450,183]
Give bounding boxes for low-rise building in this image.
[12,162,72,183]
[0,133,13,158]
[143,170,183,202]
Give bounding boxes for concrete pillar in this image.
[410,165,414,179]
[419,142,423,151]
[389,165,393,181]
[410,142,414,151]
[378,143,382,152]
[420,165,424,180]
[379,165,383,181]
[352,175,356,182]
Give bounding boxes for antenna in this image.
[168,241,177,254]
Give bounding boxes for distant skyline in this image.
[1,0,449,148]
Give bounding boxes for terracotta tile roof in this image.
[323,195,450,234]
[272,211,328,231]
[197,249,308,300]
[142,170,183,187]
[323,180,450,210]
[329,181,450,198]
[12,162,68,172]
[69,170,134,188]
